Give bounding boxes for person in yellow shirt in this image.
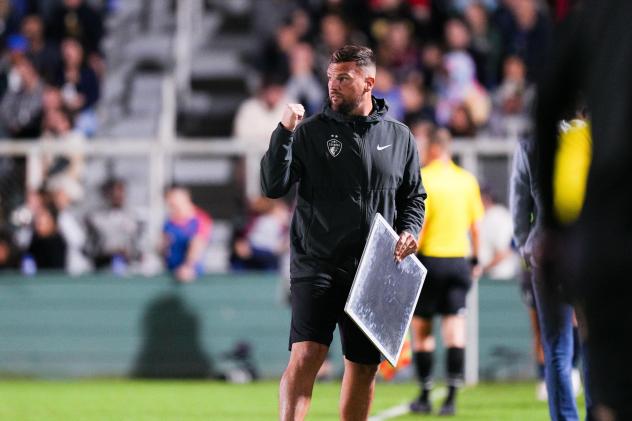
[409,126,484,416]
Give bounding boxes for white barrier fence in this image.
[0,135,519,385]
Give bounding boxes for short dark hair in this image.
[330,45,376,69]
[429,127,452,150]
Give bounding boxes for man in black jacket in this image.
[261,45,426,421]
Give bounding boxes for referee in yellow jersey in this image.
[409,126,484,416]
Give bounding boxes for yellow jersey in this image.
[417,159,484,257]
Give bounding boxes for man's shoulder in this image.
[451,162,478,183]
[382,115,412,133]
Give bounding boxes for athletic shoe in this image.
[536,381,548,401]
[438,401,455,416]
[572,368,583,397]
[409,399,432,414]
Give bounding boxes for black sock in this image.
[414,351,433,401]
[446,347,465,404]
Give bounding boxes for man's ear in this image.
[364,76,375,92]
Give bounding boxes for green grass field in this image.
[0,380,576,420]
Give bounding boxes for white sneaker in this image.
[536,381,548,401]
[572,368,583,397]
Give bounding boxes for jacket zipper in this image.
[355,122,369,239]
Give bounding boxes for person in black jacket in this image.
[535,1,632,418]
[28,204,66,270]
[261,45,426,421]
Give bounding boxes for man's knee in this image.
[288,341,329,373]
[345,360,378,381]
[412,317,435,351]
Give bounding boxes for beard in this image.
[330,93,363,115]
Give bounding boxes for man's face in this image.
[327,61,372,115]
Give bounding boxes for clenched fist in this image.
[281,103,305,132]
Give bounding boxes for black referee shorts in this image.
[289,272,382,365]
[414,255,472,319]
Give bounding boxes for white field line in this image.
[368,387,448,421]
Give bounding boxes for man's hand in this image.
[394,231,418,263]
[281,103,305,132]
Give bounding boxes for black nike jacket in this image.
[261,97,426,278]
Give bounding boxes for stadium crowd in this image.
[0,0,118,273]
[0,0,563,281]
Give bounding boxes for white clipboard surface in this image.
[344,213,427,366]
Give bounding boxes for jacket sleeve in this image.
[260,123,303,198]
[510,141,534,253]
[395,131,427,237]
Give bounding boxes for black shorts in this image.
[289,272,382,365]
[414,255,472,318]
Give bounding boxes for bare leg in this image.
[529,308,545,366]
[279,341,329,421]
[411,317,435,352]
[441,315,466,348]
[339,358,378,421]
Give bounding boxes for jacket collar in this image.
[322,96,388,124]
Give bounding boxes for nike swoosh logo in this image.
[377,144,392,151]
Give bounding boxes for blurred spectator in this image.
[313,13,365,80]
[418,42,443,90]
[452,0,498,12]
[490,55,534,136]
[479,186,518,280]
[492,55,533,114]
[85,178,142,270]
[47,0,104,58]
[285,42,324,115]
[233,73,290,146]
[289,8,314,43]
[375,19,418,81]
[163,185,212,283]
[27,204,67,270]
[10,187,48,250]
[464,2,503,88]
[40,107,84,186]
[0,228,19,269]
[47,175,90,274]
[21,14,61,84]
[230,197,289,271]
[444,15,493,89]
[435,51,490,131]
[55,37,99,136]
[41,83,62,115]
[497,0,552,82]
[0,0,23,46]
[0,53,43,138]
[411,118,435,165]
[257,22,298,80]
[373,65,404,120]
[310,0,370,38]
[447,102,476,137]
[368,0,416,42]
[444,17,471,53]
[401,78,435,126]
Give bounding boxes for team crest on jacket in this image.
[327,134,342,157]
